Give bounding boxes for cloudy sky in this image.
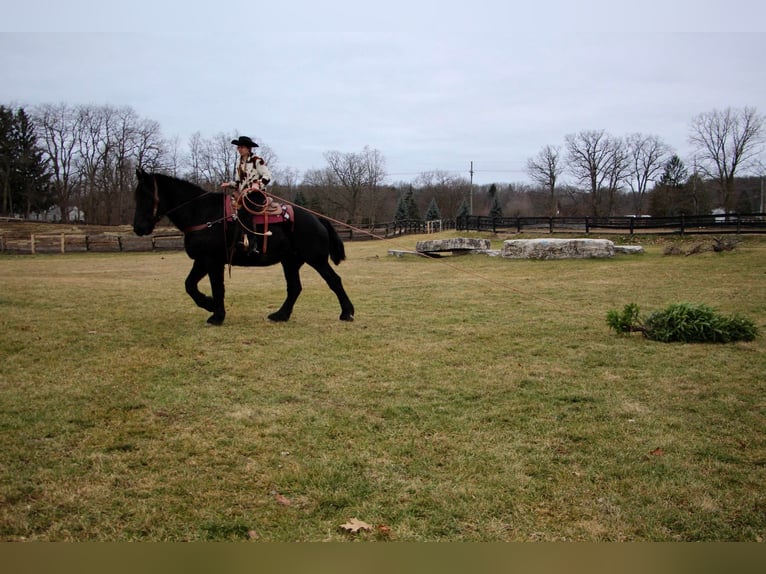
[2,1,765,185]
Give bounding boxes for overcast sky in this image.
[2,1,765,185]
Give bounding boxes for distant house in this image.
[712,208,726,223]
[28,206,85,222]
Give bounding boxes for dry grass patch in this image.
[1,233,765,541]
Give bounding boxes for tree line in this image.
[1,103,763,225]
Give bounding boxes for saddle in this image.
[225,192,294,227]
[225,191,294,254]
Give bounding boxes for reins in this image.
[150,174,216,227]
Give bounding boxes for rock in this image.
[388,249,420,257]
[473,249,502,257]
[502,238,615,259]
[614,245,644,254]
[415,237,491,253]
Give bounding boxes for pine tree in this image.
[0,105,14,215]
[490,194,503,218]
[394,190,408,223]
[13,108,50,216]
[457,198,470,218]
[1,106,50,216]
[403,186,420,221]
[425,197,441,220]
[293,188,308,207]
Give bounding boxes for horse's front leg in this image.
[185,259,214,311]
[184,258,226,325]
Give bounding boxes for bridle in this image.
[147,174,216,229]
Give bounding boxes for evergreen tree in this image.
[0,105,15,215]
[0,105,50,216]
[490,194,503,218]
[649,155,712,216]
[13,108,51,216]
[457,198,470,218]
[293,188,308,207]
[394,190,408,223]
[659,155,688,188]
[425,197,441,220]
[403,186,420,220]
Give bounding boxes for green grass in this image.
[1,232,765,541]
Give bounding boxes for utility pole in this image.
[469,161,474,215]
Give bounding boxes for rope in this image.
[261,190,576,310]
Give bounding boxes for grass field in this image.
[1,232,765,541]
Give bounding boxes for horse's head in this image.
[133,168,158,236]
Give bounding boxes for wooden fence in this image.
[0,233,185,255]
[1,214,764,255]
[456,213,766,235]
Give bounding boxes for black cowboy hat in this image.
[231,136,259,148]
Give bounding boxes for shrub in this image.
[606,302,759,343]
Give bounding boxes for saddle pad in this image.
[224,195,295,227]
[253,204,294,226]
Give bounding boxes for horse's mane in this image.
[152,172,210,196]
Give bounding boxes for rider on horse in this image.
[220,135,272,255]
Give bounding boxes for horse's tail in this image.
[320,217,346,265]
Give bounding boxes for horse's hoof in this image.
[340,313,354,322]
[268,312,290,322]
[206,315,225,326]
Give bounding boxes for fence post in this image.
[60,233,65,254]
[31,234,36,254]
[585,218,590,234]
[680,215,685,235]
[549,217,554,233]
[629,218,635,235]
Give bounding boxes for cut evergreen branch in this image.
[607,302,759,343]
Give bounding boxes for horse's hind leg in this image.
[206,261,226,325]
[268,260,303,322]
[309,260,355,321]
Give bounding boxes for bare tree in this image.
[565,130,630,216]
[33,103,83,222]
[186,131,205,185]
[270,165,301,201]
[71,105,167,223]
[527,145,564,216]
[164,135,183,177]
[301,166,340,217]
[625,133,672,216]
[184,132,276,191]
[689,106,765,213]
[413,170,469,219]
[324,145,386,223]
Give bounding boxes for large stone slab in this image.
[502,238,615,259]
[614,245,644,254]
[415,237,491,254]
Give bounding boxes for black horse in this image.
[132,169,354,325]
